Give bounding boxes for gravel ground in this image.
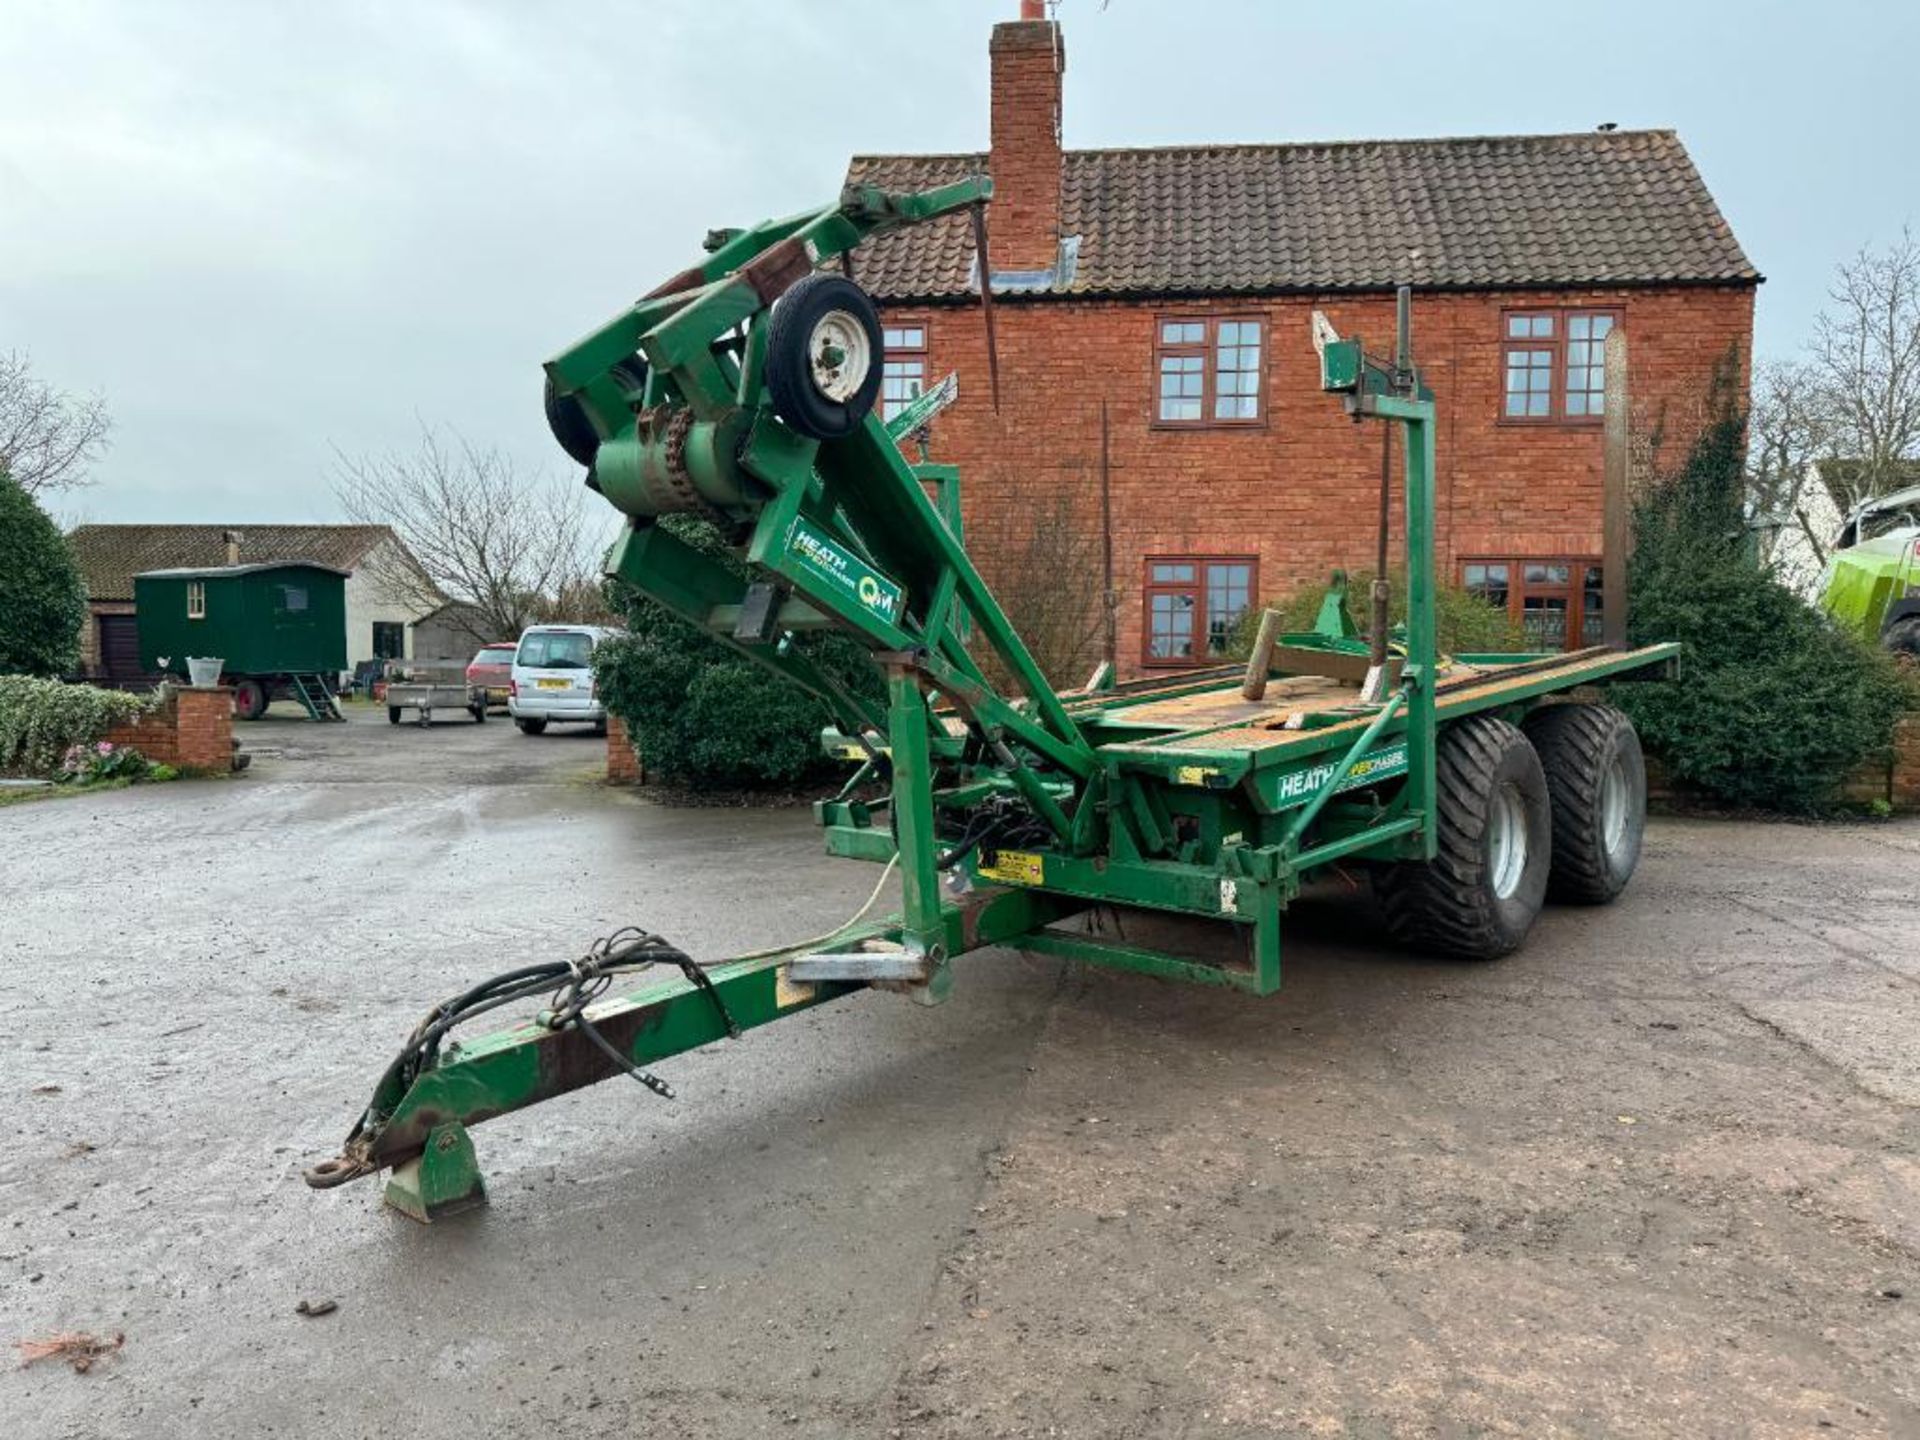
[1,703,1916,1438]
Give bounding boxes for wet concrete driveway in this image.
[2,704,1917,1437]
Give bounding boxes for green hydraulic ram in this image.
[306,177,1678,1219]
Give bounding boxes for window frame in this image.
[1140,554,1259,669]
[1151,315,1268,430]
[1498,307,1622,426]
[1459,556,1605,652]
[186,580,206,620]
[880,315,930,424]
[371,620,406,661]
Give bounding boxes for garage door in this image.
[98,615,142,681]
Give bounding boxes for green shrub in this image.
[55,738,151,785]
[595,516,885,790]
[1613,353,1915,812]
[0,474,88,676]
[0,674,155,775]
[1227,569,1528,659]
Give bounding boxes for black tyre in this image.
[1376,715,1552,960]
[516,718,548,736]
[764,273,884,440]
[1524,703,1647,904]
[232,678,269,721]
[544,358,647,469]
[471,702,487,724]
[1885,616,1920,659]
[388,705,402,725]
[544,372,598,466]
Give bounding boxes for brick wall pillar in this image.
[172,687,234,772]
[606,712,642,785]
[101,685,234,773]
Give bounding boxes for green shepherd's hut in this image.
[135,562,348,720]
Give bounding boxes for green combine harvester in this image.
[1820,484,1920,657]
[307,177,1679,1221]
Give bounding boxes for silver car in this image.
[508,625,620,735]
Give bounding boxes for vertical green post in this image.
[1251,882,1282,994]
[886,667,950,1000]
[1399,405,1439,860]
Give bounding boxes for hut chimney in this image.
[223,530,243,565]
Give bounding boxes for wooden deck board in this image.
[1100,647,1659,761]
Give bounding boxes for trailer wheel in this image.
[1377,715,1551,960]
[544,358,647,469]
[232,678,269,721]
[764,274,884,440]
[1524,703,1646,904]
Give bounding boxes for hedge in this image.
[1228,568,1528,659]
[1612,355,1917,812]
[0,474,87,677]
[594,517,885,790]
[0,675,156,776]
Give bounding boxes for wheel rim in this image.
[1600,754,1630,856]
[808,309,872,403]
[1487,782,1529,900]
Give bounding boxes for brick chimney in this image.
[988,5,1064,275]
[223,529,243,565]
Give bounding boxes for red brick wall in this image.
[1648,715,1920,813]
[885,284,1755,677]
[103,686,233,773]
[606,712,642,785]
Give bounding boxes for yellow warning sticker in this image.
[773,967,817,1009]
[977,850,1044,886]
[1174,765,1221,787]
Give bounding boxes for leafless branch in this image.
[1806,227,1920,510]
[331,424,597,641]
[0,352,112,497]
[972,475,1108,691]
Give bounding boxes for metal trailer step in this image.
[289,673,343,722]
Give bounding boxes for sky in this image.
[3,0,1914,529]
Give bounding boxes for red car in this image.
[465,642,518,710]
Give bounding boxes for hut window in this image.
[279,584,308,613]
[187,581,206,620]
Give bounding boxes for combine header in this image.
[307,177,1677,1220]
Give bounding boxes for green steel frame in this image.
[307,180,1679,1218]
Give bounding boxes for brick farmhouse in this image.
[846,9,1759,678]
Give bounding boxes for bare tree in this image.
[332,424,597,641]
[1747,357,1840,564]
[1808,228,1920,510]
[0,352,112,497]
[972,478,1108,691]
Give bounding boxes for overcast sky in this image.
[3,0,1912,528]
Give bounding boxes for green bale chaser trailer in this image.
[306,178,1680,1222]
[136,562,348,720]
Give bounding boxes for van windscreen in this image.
[518,633,592,669]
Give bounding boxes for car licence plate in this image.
[536,678,570,690]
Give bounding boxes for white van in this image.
[508,624,620,735]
